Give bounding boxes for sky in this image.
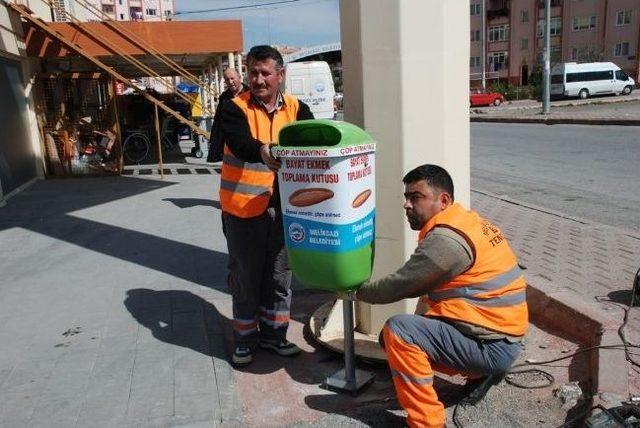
[173,0,341,51]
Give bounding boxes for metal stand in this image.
[324,292,376,393]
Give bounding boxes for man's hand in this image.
[260,144,281,171]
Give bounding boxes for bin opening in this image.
[279,122,342,147]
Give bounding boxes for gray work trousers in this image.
[222,207,292,347]
[385,314,522,376]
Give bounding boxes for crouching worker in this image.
[356,164,528,428]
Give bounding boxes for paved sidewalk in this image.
[474,91,640,112]
[471,96,640,125]
[0,174,240,427]
[1,168,638,426]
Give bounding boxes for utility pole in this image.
[542,0,551,114]
[482,0,486,90]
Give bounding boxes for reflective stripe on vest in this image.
[420,203,529,336]
[222,154,272,172]
[428,265,524,304]
[220,178,271,196]
[219,91,299,218]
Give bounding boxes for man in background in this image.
[206,67,248,162]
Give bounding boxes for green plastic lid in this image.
[277,120,374,149]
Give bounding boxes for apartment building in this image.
[52,0,174,22]
[470,0,640,87]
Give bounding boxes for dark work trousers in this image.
[222,207,292,348]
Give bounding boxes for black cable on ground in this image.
[618,267,640,370]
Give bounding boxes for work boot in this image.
[232,346,253,366]
[259,338,301,356]
[460,372,506,405]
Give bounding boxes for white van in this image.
[550,62,635,99]
[285,61,336,119]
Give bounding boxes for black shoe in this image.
[232,346,253,366]
[460,373,506,405]
[259,338,301,356]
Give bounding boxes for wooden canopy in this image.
[25,20,243,58]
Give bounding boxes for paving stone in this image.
[2,359,56,394]
[0,391,37,427]
[125,385,174,420]
[174,353,216,397]
[174,393,218,420]
[75,395,128,428]
[29,396,84,428]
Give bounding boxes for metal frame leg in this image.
[324,292,376,393]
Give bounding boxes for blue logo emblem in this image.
[315,81,325,92]
[289,223,305,243]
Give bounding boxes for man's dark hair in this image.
[246,45,284,69]
[403,164,455,201]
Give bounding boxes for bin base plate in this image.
[310,300,386,363]
[324,368,376,393]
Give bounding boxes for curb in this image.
[470,116,640,126]
[526,274,629,398]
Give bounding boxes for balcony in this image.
[538,0,563,8]
[130,6,142,21]
[487,0,510,20]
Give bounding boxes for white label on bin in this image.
[276,145,375,253]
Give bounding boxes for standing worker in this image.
[357,164,528,428]
[218,45,314,366]
[207,67,249,162]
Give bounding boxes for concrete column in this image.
[228,52,234,70]
[340,0,470,335]
[217,56,224,94]
[236,53,243,79]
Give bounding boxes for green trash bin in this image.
[272,120,376,291]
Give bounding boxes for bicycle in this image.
[122,129,150,164]
[121,123,177,164]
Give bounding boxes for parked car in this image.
[470,88,505,107]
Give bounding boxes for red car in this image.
[470,88,505,107]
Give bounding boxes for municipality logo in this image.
[289,223,305,243]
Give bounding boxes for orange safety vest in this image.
[219,92,300,218]
[419,203,528,337]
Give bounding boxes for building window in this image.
[521,38,529,50]
[488,25,509,42]
[470,56,481,68]
[118,0,122,4]
[102,4,114,14]
[537,17,562,37]
[164,10,172,16]
[470,3,482,16]
[572,15,596,31]
[616,10,631,26]
[488,52,508,71]
[520,10,529,22]
[471,30,481,42]
[119,13,124,20]
[551,46,561,64]
[614,42,630,57]
[146,8,157,16]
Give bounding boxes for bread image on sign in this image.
[352,189,372,208]
[288,188,334,207]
